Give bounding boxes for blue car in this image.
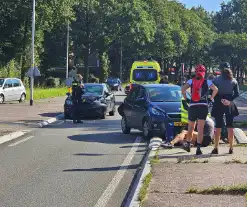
[118,84,191,139]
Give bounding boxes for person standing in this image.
[211,62,240,154]
[159,72,169,84]
[72,74,84,124]
[181,64,218,155]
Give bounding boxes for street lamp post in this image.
[120,40,123,81]
[30,0,36,106]
[66,20,69,79]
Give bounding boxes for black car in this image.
[118,84,190,139]
[64,83,116,119]
[106,78,122,91]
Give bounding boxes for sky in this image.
[178,0,225,12]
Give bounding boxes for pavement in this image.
[144,146,247,207]
[0,92,147,207]
[0,96,65,136]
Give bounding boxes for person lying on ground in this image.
[162,117,214,149]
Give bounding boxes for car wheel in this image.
[109,104,115,116]
[64,111,70,119]
[19,93,26,103]
[121,116,131,134]
[0,94,4,104]
[142,119,152,139]
[100,109,106,119]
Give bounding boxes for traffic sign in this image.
[26,66,41,77]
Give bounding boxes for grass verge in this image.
[26,87,67,100]
[234,121,247,128]
[150,150,159,165]
[139,173,152,205]
[186,184,247,197]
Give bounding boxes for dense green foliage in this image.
[1,0,247,83]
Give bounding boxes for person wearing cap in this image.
[72,74,84,124]
[181,64,218,155]
[211,62,240,154]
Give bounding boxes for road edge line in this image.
[123,137,162,207]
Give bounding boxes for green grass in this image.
[234,121,247,128]
[25,87,67,100]
[139,173,152,205]
[186,184,247,196]
[150,150,160,165]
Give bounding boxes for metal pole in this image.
[66,21,69,79]
[120,40,123,81]
[30,0,35,106]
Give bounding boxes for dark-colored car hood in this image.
[81,94,102,101]
[151,101,181,113]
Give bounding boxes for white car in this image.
[0,78,26,103]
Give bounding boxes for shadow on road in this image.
[63,164,139,172]
[68,131,142,144]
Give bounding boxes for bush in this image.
[46,77,61,87]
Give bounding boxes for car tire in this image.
[109,104,115,116]
[142,119,152,139]
[19,93,26,103]
[0,94,4,104]
[64,111,70,120]
[121,116,131,134]
[100,109,106,119]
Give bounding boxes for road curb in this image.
[0,113,64,146]
[38,113,64,127]
[124,137,161,207]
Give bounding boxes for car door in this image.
[12,79,22,100]
[3,79,14,101]
[123,86,140,127]
[132,86,147,128]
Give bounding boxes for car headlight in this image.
[150,107,162,115]
[65,100,73,105]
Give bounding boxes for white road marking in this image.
[0,130,31,145]
[94,136,142,207]
[8,136,34,147]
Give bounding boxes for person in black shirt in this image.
[72,74,84,124]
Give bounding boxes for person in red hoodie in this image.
[181,65,218,155]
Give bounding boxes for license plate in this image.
[174,122,187,127]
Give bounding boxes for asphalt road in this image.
[0,92,147,207]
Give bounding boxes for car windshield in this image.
[147,87,184,102]
[0,79,4,87]
[133,69,158,81]
[84,85,103,95]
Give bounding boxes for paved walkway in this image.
[0,97,65,136]
[144,146,247,207]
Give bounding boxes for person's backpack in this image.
[191,78,208,102]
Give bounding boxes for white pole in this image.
[30,0,35,106]
[120,40,123,81]
[66,21,69,79]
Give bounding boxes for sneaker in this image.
[73,120,77,124]
[77,120,83,123]
[229,148,233,154]
[161,142,173,149]
[183,142,191,152]
[211,148,218,154]
[196,148,202,155]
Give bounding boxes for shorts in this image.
[188,105,208,122]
